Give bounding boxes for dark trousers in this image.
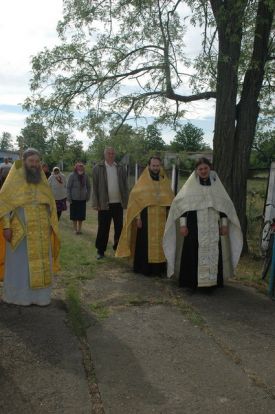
[95,203,123,255]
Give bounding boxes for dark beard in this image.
[149,170,160,181]
[25,166,42,184]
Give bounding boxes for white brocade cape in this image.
[163,171,243,280]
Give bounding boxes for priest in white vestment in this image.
[163,158,243,290]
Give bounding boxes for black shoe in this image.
[96,253,105,260]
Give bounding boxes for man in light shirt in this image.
[92,147,129,259]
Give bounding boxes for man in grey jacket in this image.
[92,147,129,259]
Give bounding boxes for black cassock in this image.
[179,177,225,289]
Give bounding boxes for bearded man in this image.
[116,157,174,276]
[0,148,60,306]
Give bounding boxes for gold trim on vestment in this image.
[148,205,166,263]
[25,204,52,288]
[10,211,25,251]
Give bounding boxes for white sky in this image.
[0,0,216,149]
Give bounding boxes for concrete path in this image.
[84,264,275,414]
[1,263,275,414]
[0,300,91,414]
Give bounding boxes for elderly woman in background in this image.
[67,162,91,234]
[48,166,67,220]
[163,157,243,292]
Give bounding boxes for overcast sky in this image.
[0,0,216,149]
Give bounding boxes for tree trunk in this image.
[231,0,274,252]
[212,0,274,251]
[212,0,247,191]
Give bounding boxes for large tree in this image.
[25,0,275,248]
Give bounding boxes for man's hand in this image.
[220,226,228,236]
[136,218,142,229]
[3,228,12,242]
[180,226,188,237]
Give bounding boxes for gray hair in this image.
[104,147,115,155]
[23,148,41,161]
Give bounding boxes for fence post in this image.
[135,163,139,183]
[171,164,178,194]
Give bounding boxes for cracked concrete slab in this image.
[87,299,275,413]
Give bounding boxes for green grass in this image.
[172,297,205,327]
[89,301,110,320]
[65,284,88,337]
[58,216,97,287]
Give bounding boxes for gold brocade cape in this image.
[0,160,60,285]
[116,167,174,261]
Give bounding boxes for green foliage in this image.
[24,0,189,131]
[17,122,48,154]
[16,122,86,170]
[170,122,207,152]
[87,123,163,164]
[251,129,275,167]
[144,125,166,151]
[0,132,13,151]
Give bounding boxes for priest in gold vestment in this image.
[0,148,60,306]
[116,157,174,276]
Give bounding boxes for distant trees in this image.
[0,132,14,151]
[170,123,208,152]
[250,129,275,167]
[16,121,86,170]
[87,123,167,164]
[17,122,48,154]
[144,125,166,152]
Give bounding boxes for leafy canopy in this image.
[25,0,216,133]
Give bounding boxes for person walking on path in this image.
[116,156,174,276]
[0,158,12,188]
[67,162,91,234]
[48,166,67,220]
[92,147,128,260]
[0,148,60,306]
[163,157,243,291]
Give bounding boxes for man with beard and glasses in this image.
[0,148,60,306]
[116,156,174,276]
